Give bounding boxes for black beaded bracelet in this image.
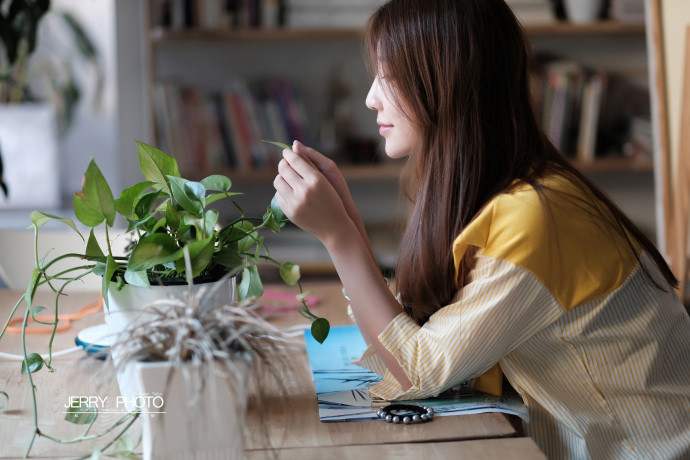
[377,403,434,424]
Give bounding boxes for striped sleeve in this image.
[368,253,565,400]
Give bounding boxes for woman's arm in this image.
[274,146,412,389]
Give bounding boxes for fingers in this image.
[283,148,320,181]
[293,141,339,179]
[278,155,305,187]
[273,173,292,196]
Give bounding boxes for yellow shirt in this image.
[355,175,690,458]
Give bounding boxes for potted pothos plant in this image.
[0,140,328,458]
[107,250,297,460]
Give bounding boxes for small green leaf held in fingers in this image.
[263,140,292,151]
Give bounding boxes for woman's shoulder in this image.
[452,173,639,310]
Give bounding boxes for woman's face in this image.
[365,74,422,159]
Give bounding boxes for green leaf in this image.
[200,175,232,192]
[214,243,242,271]
[165,201,183,231]
[219,220,254,244]
[174,238,214,277]
[112,434,137,457]
[203,210,218,238]
[85,229,105,260]
[29,211,83,240]
[206,192,242,206]
[31,306,46,321]
[151,217,168,234]
[21,353,45,374]
[134,190,163,221]
[115,181,156,220]
[168,176,206,217]
[296,290,312,302]
[64,402,97,425]
[25,268,40,307]
[136,140,180,197]
[263,140,292,150]
[124,268,150,288]
[73,159,116,227]
[93,261,106,276]
[238,265,263,300]
[0,390,8,410]
[102,255,119,309]
[271,196,285,222]
[128,233,180,272]
[279,262,301,286]
[311,318,330,344]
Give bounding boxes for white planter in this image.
[134,358,250,460]
[564,0,603,23]
[104,277,236,411]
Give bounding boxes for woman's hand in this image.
[273,148,353,245]
[289,141,376,261]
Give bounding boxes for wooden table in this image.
[0,282,545,459]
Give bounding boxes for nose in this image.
[365,77,380,111]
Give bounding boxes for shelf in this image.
[150,21,645,45]
[570,157,653,173]
[525,21,645,36]
[183,157,650,184]
[184,163,403,183]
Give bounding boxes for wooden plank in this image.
[246,437,547,460]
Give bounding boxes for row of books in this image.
[152,0,284,30]
[531,58,651,163]
[153,78,313,173]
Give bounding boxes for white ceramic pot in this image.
[104,277,236,411]
[564,0,603,23]
[135,357,250,460]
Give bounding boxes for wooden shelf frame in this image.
[183,157,652,184]
[150,21,645,45]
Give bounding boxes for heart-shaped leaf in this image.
[200,175,232,192]
[29,211,83,240]
[279,262,300,285]
[136,140,180,196]
[124,268,150,288]
[73,159,115,227]
[85,229,105,260]
[310,318,330,344]
[64,402,97,425]
[21,353,45,374]
[238,265,263,300]
[115,181,155,220]
[168,176,205,217]
[127,233,180,272]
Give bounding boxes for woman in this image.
[273,0,690,457]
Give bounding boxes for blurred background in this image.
[0,0,658,282]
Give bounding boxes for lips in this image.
[378,122,393,136]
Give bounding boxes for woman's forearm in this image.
[323,221,413,390]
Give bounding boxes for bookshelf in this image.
[144,13,651,179]
[144,0,653,190]
[150,21,646,44]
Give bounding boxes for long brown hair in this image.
[365,0,677,323]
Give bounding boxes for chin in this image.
[384,144,409,159]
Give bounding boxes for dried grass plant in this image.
[100,249,301,452]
